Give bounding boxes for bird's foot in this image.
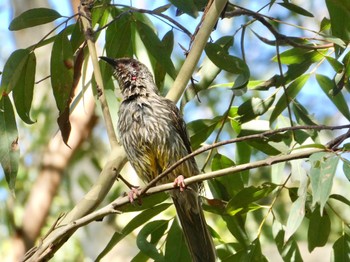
[173,175,186,192]
[124,187,142,204]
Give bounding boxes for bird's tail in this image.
[171,187,216,262]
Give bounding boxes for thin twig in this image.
[140,124,350,195]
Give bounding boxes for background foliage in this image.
[1,0,350,261]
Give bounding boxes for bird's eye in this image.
[131,62,137,68]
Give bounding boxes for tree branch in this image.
[23,124,350,260]
[166,0,229,102]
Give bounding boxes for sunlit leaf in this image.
[0,96,19,193]
[270,74,310,124]
[105,10,133,58]
[316,74,350,121]
[326,0,350,42]
[205,42,250,89]
[342,158,350,181]
[226,184,277,215]
[187,116,222,149]
[209,153,243,200]
[238,95,275,123]
[0,49,30,97]
[9,8,62,31]
[284,195,306,242]
[136,21,176,79]
[310,152,339,213]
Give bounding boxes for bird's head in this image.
[100,57,158,99]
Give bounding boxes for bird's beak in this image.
[99,56,117,66]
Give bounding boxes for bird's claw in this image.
[125,187,142,204]
[173,175,186,192]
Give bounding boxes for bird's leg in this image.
[116,173,142,204]
[173,175,186,192]
[117,173,139,189]
[126,187,141,204]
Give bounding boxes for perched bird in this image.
[100,57,216,262]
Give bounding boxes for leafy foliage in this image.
[1,0,350,261]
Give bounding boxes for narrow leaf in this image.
[316,74,350,121]
[9,8,62,31]
[12,52,36,124]
[137,220,168,261]
[136,21,176,79]
[105,10,132,58]
[187,116,222,150]
[0,96,19,193]
[278,3,314,17]
[205,42,250,89]
[310,152,339,213]
[307,206,330,252]
[50,29,74,112]
[326,0,350,42]
[285,195,306,242]
[209,153,243,200]
[0,49,30,97]
[272,220,303,261]
[164,218,191,262]
[270,74,310,124]
[96,203,171,261]
[332,234,350,262]
[343,159,350,181]
[238,95,275,123]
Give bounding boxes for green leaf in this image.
[278,3,314,17]
[9,8,62,31]
[326,0,350,41]
[0,96,19,193]
[241,238,268,262]
[187,116,222,150]
[325,56,344,73]
[307,206,330,252]
[342,158,350,181]
[272,220,303,262]
[226,184,277,216]
[284,195,306,242]
[96,203,171,261]
[274,49,320,65]
[316,74,350,121]
[105,10,133,58]
[12,52,36,124]
[169,0,199,17]
[310,152,339,212]
[209,153,243,200]
[270,74,310,124]
[205,42,250,89]
[330,193,350,206]
[70,21,85,52]
[50,29,74,113]
[137,220,168,261]
[332,234,350,262]
[0,49,30,97]
[136,21,176,79]
[238,95,275,123]
[164,218,191,262]
[155,30,174,92]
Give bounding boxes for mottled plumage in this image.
[101,57,216,262]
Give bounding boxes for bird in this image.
[100,56,216,262]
